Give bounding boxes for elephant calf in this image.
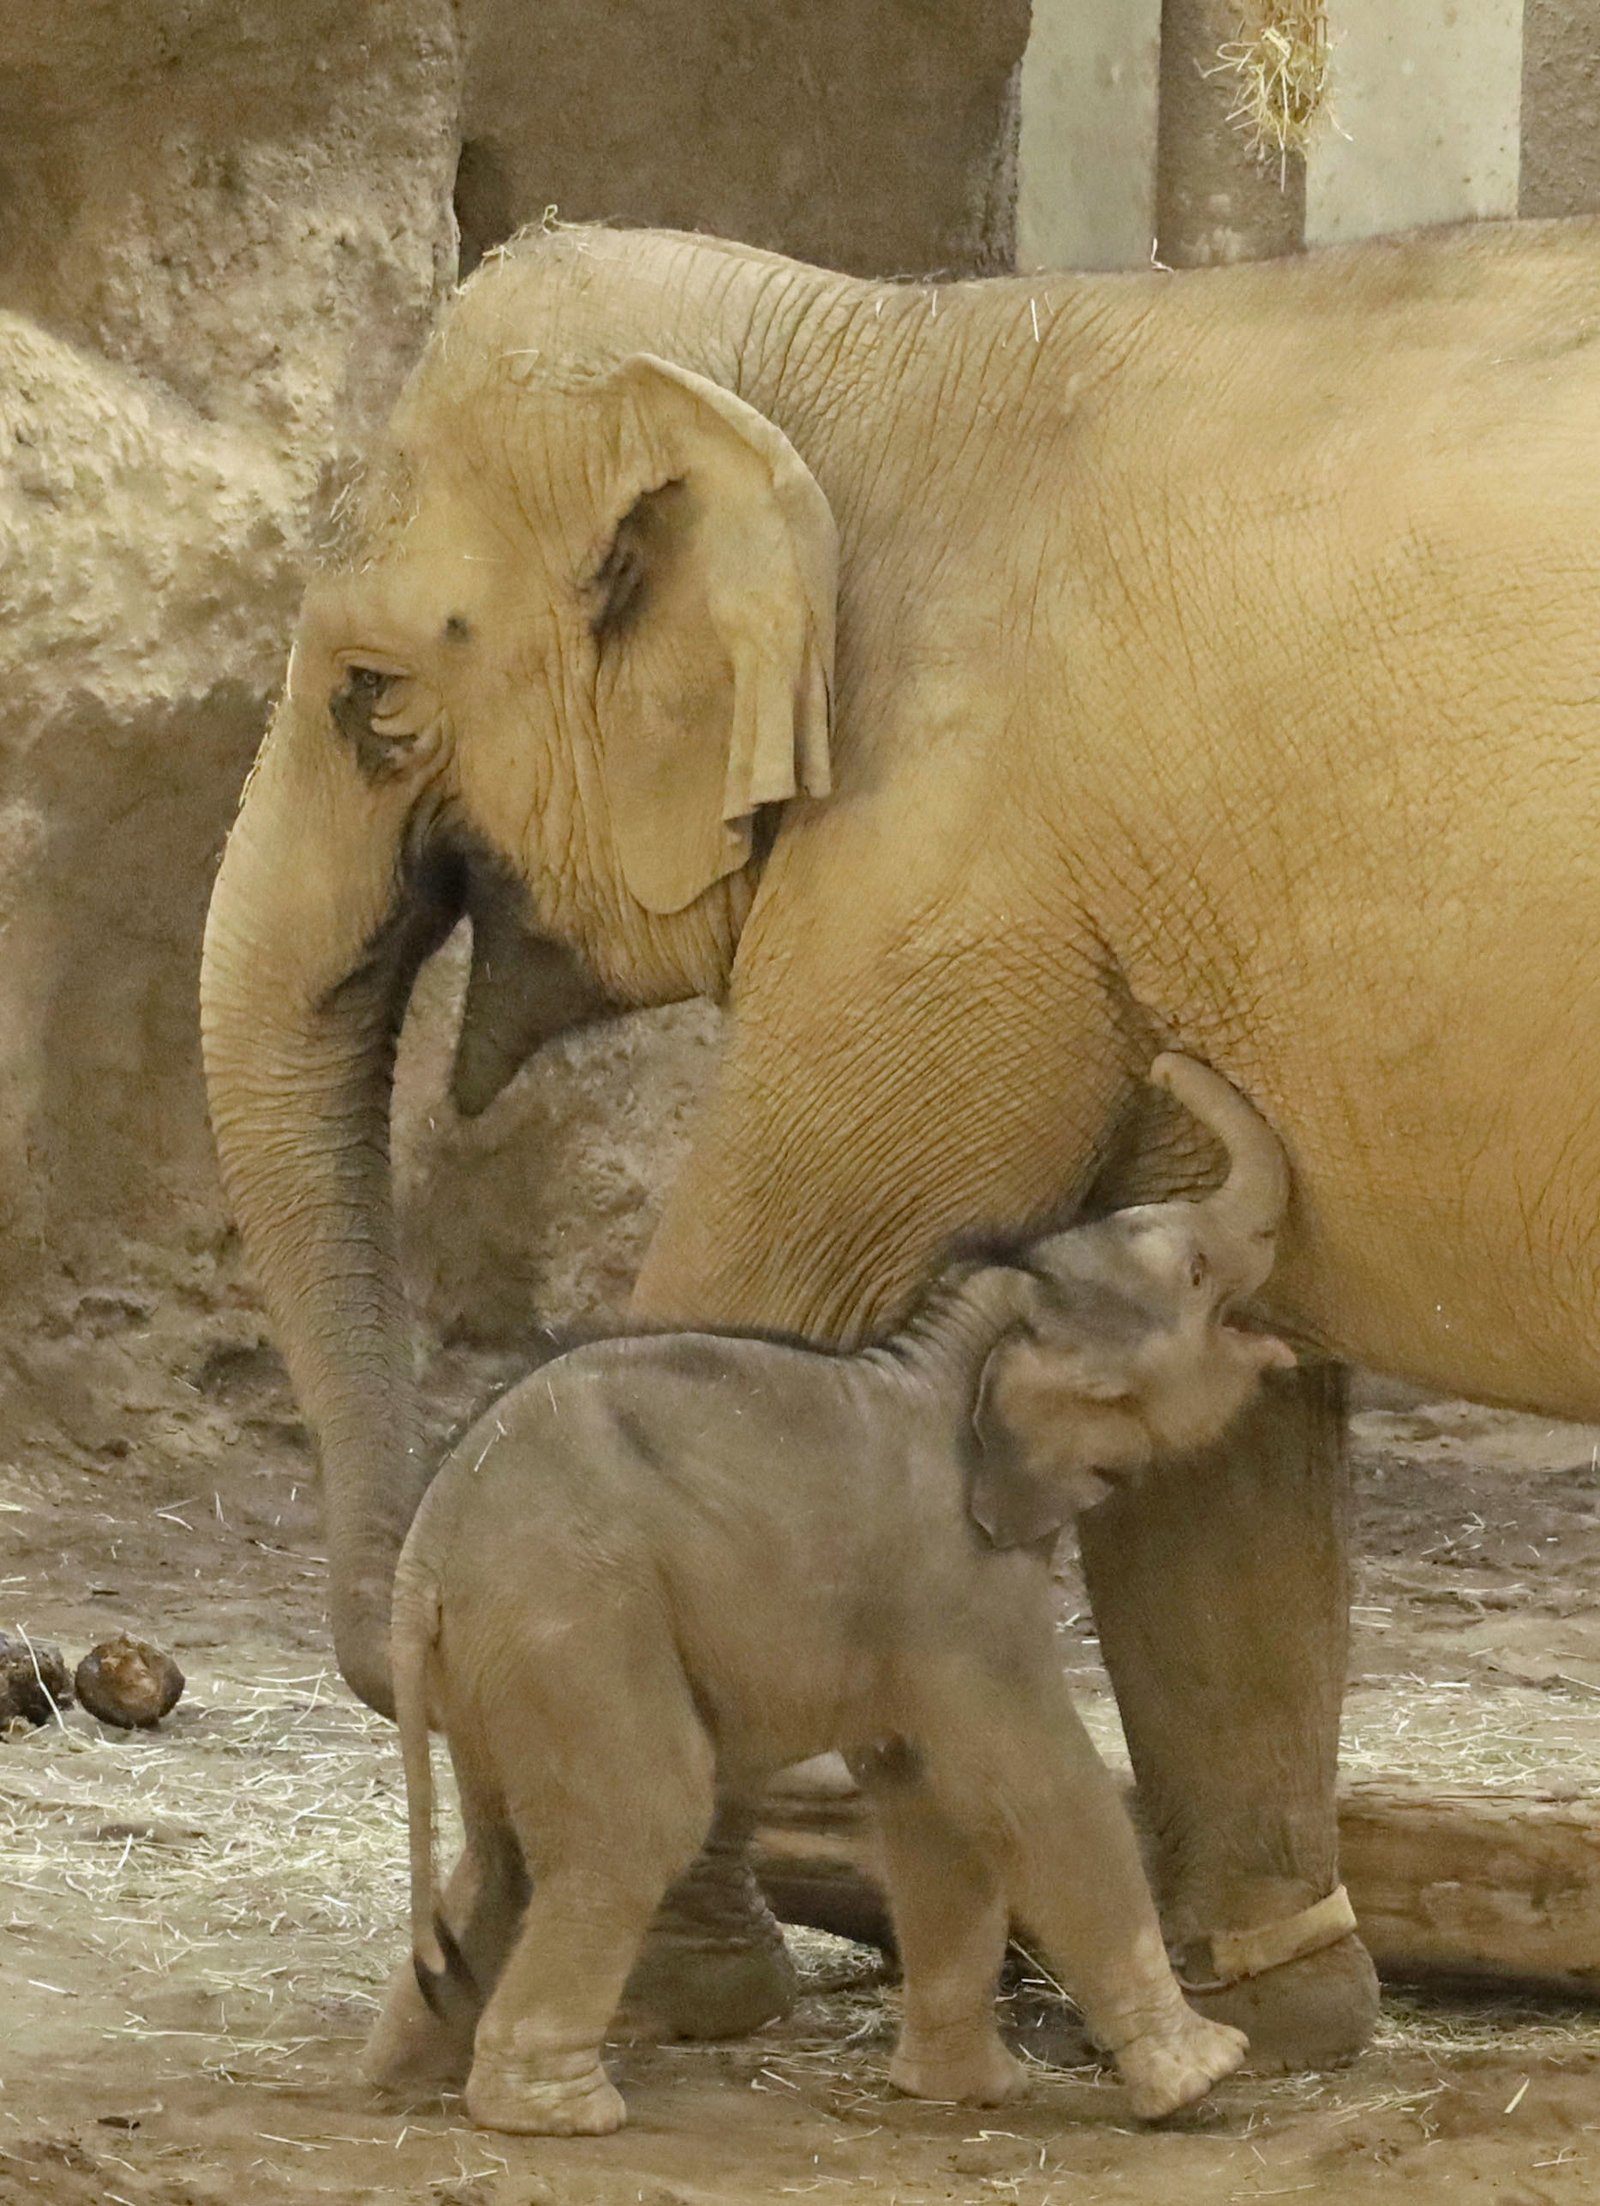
[378,1053,1295,2136]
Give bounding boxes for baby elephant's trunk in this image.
[1149,1053,1290,1294]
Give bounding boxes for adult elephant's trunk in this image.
[200,705,460,1716]
[1149,1052,1290,1295]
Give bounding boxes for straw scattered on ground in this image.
[6,1373,1600,2199]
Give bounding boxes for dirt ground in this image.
[7,1273,1600,2204]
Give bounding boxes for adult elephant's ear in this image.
[589,353,836,915]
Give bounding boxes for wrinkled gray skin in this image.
[368,1056,1293,2135]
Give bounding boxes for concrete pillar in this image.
[1521,0,1600,215]
[1154,0,1306,265]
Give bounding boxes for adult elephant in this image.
[201,216,1600,2073]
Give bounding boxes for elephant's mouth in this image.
[320,828,468,1050]
[1219,1305,1273,1333]
[346,822,619,1123]
[451,857,619,1116]
[1215,1302,1271,1345]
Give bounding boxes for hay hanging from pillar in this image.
[1210,1,1335,167]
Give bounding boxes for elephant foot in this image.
[612,1816,798,2042]
[466,2051,624,2136]
[360,1952,476,2097]
[612,1921,798,2042]
[888,2034,1029,2107]
[1115,2009,1249,2121]
[1180,1934,1379,2074]
[996,1947,1095,2070]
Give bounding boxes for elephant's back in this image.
[431,1328,867,1553]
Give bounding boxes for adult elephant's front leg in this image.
[1077,1362,1378,2069]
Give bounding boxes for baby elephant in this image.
[378,1052,1296,2136]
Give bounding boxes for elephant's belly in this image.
[1241,1009,1600,1421]
[1275,1210,1600,1420]
[1094,464,1600,1422]
[683,1616,882,1783]
[1106,753,1600,1420]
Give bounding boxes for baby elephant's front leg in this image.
[1111,1999,1250,2122]
[922,1671,1247,2122]
[1092,1948,1248,2121]
[864,1768,1026,2108]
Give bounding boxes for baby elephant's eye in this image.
[1188,1253,1209,1289]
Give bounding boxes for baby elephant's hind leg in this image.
[362,1803,527,2095]
[869,1771,1025,2107]
[465,1664,716,2136]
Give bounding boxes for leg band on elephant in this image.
[611,1799,799,2042]
[1076,1361,1380,2073]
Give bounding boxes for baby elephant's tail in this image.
[392,1570,473,2015]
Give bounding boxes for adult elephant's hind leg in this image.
[611,1796,797,2042]
[1077,1362,1378,2070]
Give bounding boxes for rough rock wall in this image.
[0,0,460,1365]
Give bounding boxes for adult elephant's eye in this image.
[328,665,430,781]
[1189,1253,1209,1289]
[329,665,397,760]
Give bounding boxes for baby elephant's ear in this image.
[969,1332,1123,1550]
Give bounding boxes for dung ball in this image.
[0,1632,73,1728]
[74,1634,185,1729]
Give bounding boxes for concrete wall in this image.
[1304,0,1523,244]
[1016,0,1161,270]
